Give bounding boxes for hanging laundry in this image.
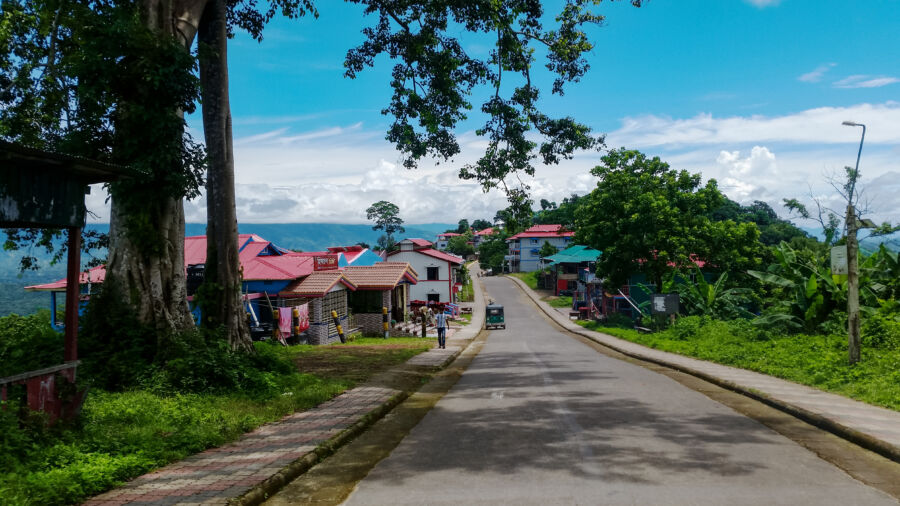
[278,307,293,336]
[296,304,310,332]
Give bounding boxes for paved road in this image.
[343,277,897,505]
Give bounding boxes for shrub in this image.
[862,300,900,349]
[146,332,296,398]
[0,311,64,377]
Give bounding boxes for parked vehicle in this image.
[486,303,505,329]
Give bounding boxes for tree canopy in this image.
[447,232,474,256]
[575,149,762,290]
[366,200,405,248]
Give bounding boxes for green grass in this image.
[576,317,900,412]
[509,271,539,290]
[543,295,573,308]
[0,339,431,505]
[456,313,473,325]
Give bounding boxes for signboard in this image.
[831,245,848,275]
[313,255,339,271]
[650,293,680,315]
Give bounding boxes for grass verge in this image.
[0,339,431,506]
[508,271,539,290]
[576,317,900,412]
[543,295,573,308]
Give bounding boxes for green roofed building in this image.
[543,245,601,297]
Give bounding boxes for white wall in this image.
[388,250,453,302]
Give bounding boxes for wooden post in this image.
[64,227,81,363]
[847,204,861,364]
[382,306,389,339]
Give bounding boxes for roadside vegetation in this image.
[0,315,431,506]
[544,295,573,308]
[577,316,900,411]
[482,148,899,413]
[510,271,539,290]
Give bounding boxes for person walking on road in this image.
[435,309,448,349]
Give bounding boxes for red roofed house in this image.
[473,227,497,248]
[506,224,574,272]
[435,232,461,251]
[387,238,464,304]
[25,234,356,344]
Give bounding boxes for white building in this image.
[506,224,574,272]
[435,232,461,251]
[387,238,464,303]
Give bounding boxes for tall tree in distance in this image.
[367,200,405,251]
[576,149,761,290]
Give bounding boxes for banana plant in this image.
[749,241,886,332]
[675,269,753,319]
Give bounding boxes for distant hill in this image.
[1,222,455,316]
[800,227,900,253]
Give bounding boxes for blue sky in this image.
[85,0,900,225]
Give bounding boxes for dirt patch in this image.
[293,345,432,384]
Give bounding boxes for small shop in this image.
[342,262,418,335]
[279,270,357,345]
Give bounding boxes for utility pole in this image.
[842,120,866,365]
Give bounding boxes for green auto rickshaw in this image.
[485,303,505,329]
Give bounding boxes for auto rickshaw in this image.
[485,303,505,329]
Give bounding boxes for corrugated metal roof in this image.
[405,238,433,248]
[389,247,463,265]
[545,245,601,265]
[25,265,106,291]
[508,224,574,241]
[29,233,310,290]
[474,227,496,236]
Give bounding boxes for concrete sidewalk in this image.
[84,266,486,506]
[506,275,900,464]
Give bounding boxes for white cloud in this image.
[798,63,836,83]
[606,102,900,147]
[744,0,780,7]
[833,75,900,89]
[85,102,900,227]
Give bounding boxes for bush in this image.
[604,312,635,329]
[0,311,64,377]
[147,332,295,398]
[862,300,900,349]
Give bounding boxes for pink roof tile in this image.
[279,271,357,298]
[474,227,496,236]
[342,262,418,290]
[508,224,574,241]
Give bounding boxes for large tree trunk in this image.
[102,0,206,337]
[198,0,252,350]
[106,197,194,335]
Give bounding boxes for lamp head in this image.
[842,120,861,126]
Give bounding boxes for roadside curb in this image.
[505,275,900,465]
[232,265,487,505]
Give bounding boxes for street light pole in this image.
[842,120,865,365]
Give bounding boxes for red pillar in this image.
[64,227,81,363]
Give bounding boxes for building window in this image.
[530,238,539,244]
[426,267,440,280]
[427,293,440,303]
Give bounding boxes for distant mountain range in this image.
[0,222,456,316]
